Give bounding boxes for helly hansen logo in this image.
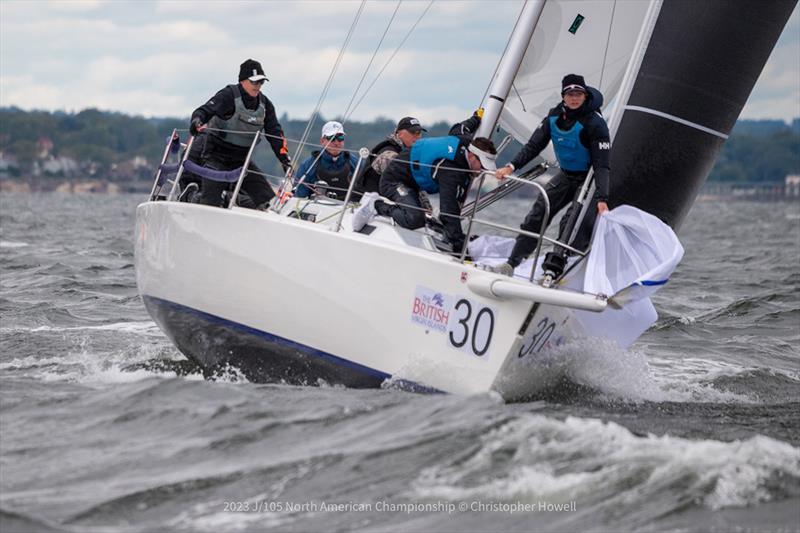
[598,142,611,150]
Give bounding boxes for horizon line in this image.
[2,105,799,127]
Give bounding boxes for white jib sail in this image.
[498,0,656,164]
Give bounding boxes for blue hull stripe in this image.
[142,295,444,394]
[142,294,391,381]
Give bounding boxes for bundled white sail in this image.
[498,0,658,160]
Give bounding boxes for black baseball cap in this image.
[239,59,269,82]
[396,116,427,134]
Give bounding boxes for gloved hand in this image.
[280,156,292,175]
[473,107,485,120]
[189,117,204,136]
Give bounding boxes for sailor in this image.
[183,59,291,208]
[293,121,360,201]
[491,74,611,275]
[356,116,427,194]
[353,112,496,255]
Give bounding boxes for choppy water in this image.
[1,193,798,532]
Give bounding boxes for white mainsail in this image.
[498,0,658,163]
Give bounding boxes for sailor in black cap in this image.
[180,59,292,209]
[356,116,428,194]
[491,73,611,275]
[353,114,496,255]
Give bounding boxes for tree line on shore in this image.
[0,107,797,185]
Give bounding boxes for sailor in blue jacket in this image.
[352,112,497,255]
[493,74,611,272]
[293,121,360,200]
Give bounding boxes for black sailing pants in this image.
[197,137,275,209]
[377,164,470,252]
[377,180,426,230]
[508,171,598,267]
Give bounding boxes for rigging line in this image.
[292,0,366,164]
[342,1,403,123]
[597,0,617,90]
[565,1,617,247]
[481,0,528,106]
[204,126,485,175]
[512,83,527,112]
[295,1,364,155]
[345,0,434,120]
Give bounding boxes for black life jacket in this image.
[312,151,352,201]
[358,138,403,194]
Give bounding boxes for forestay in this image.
[498,0,655,162]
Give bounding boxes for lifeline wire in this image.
[203,126,483,176]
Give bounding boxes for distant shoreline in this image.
[2,179,797,203]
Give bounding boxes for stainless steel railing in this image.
[151,132,587,285]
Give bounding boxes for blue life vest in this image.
[409,136,461,193]
[549,117,590,172]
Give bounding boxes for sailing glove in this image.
[190,117,203,136]
[279,155,292,174]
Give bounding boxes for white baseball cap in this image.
[321,121,346,138]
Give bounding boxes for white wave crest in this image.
[1,321,159,335]
[411,414,800,513]
[0,337,185,385]
[532,337,754,403]
[0,240,29,248]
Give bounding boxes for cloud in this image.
[739,4,799,121]
[1,0,797,125]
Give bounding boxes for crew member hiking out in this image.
[352,111,496,255]
[357,116,427,194]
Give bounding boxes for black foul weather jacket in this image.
[191,83,290,165]
[509,87,611,201]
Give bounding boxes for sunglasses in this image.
[251,79,265,86]
[324,134,346,142]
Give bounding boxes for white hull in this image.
[135,200,603,399]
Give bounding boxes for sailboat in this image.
[135,0,796,399]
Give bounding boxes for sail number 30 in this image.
[447,298,495,357]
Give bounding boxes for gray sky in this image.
[1,0,798,124]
